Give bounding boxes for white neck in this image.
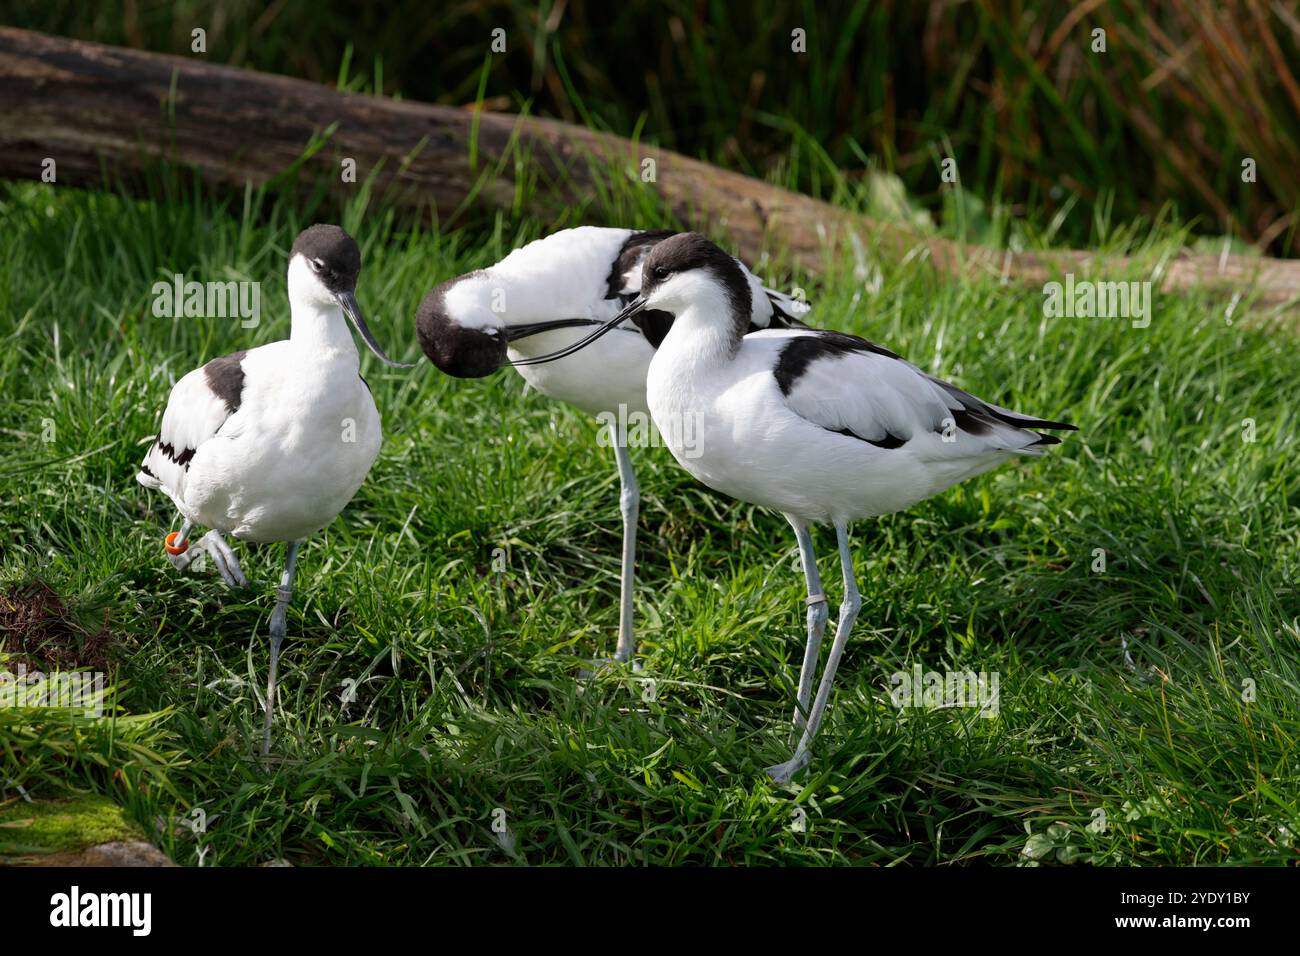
[289,300,359,365]
[649,300,741,383]
[285,255,361,364]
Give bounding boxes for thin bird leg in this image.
[766,520,861,784]
[262,540,301,756]
[785,514,829,730]
[581,439,641,677]
[164,518,195,571]
[612,439,639,664]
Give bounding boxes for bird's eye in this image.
[652,265,669,280]
[310,258,325,273]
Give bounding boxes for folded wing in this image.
[773,331,1075,457]
[137,350,247,501]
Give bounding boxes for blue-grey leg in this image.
[612,440,638,664]
[785,514,829,729]
[261,539,301,756]
[581,439,640,677]
[766,520,860,784]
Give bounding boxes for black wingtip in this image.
[996,413,1078,432]
[1038,419,1079,432]
[1028,432,1063,447]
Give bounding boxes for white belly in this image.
[181,366,382,542]
[508,325,653,417]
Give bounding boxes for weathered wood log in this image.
[1,27,1297,311]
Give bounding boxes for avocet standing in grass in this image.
[137,224,411,754]
[523,233,1076,782]
[415,226,809,667]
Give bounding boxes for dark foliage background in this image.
[4,1,1298,251]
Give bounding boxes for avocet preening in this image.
[522,233,1076,782]
[137,224,411,754]
[415,226,809,667]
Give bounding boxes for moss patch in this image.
[0,793,144,856]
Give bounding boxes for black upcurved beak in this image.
[337,291,414,369]
[502,318,603,342]
[507,297,646,368]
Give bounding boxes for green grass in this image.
[1,177,1298,866]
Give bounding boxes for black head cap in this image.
[415,279,507,379]
[292,224,362,293]
[640,232,751,336]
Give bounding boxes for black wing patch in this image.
[773,331,900,396]
[203,350,248,415]
[157,440,196,469]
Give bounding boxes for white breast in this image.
[178,344,382,542]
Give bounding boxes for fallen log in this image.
[1,27,1297,311]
